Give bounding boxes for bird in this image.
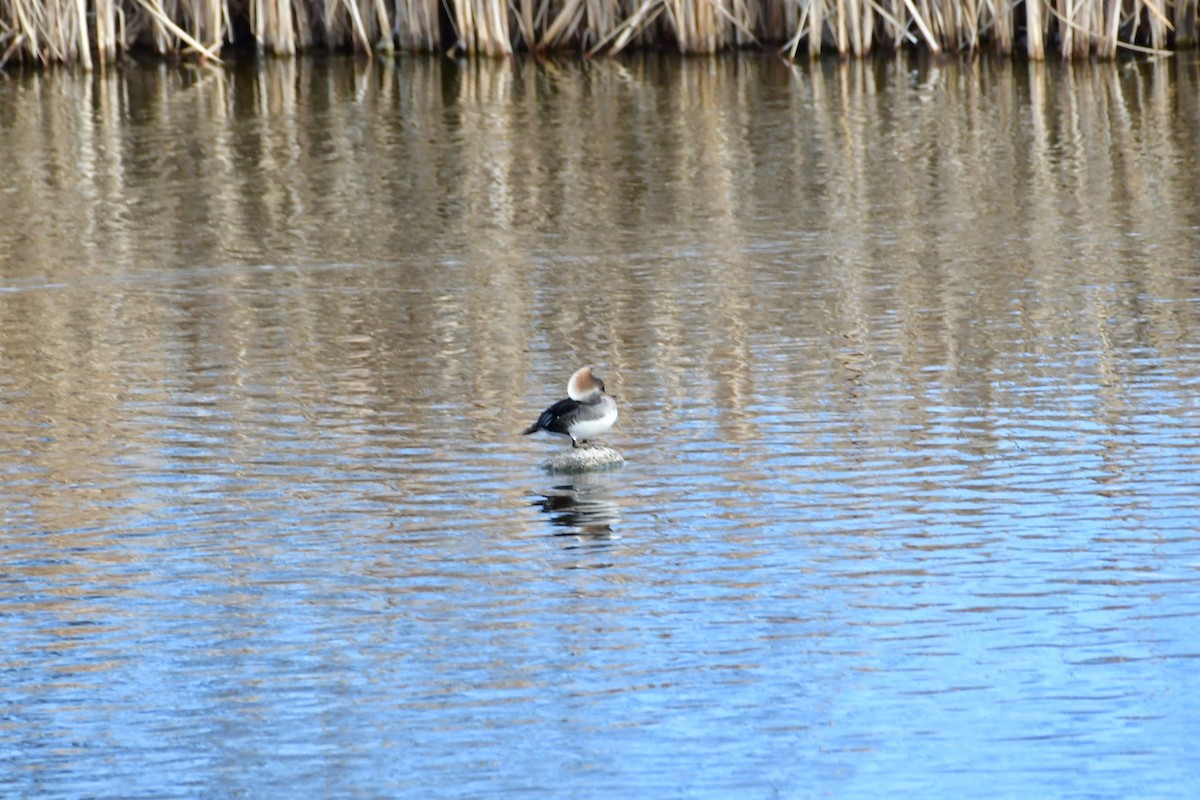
[523,366,618,448]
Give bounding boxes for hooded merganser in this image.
[523,366,618,448]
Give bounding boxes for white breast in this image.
[567,404,617,441]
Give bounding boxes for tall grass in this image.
[0,0,1196,64]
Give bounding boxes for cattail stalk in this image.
[1026,0,1043,59]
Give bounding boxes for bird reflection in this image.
[532,471,622,537]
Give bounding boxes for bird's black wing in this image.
[523,398,580,436]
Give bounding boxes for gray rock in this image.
[540,445,625,473]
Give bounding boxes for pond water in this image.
[2,54,1200,798]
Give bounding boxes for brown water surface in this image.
[2,54,1199,798]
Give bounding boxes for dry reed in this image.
[0,0,1196,64]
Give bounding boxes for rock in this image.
[540,445,625,473]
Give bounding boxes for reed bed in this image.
[0,0,1196,64]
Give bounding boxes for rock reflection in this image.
[532,471,623,537]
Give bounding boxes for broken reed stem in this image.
[0,0,1197,64]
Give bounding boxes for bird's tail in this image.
[524,407,556,436]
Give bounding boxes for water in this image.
[2,54,1200,798]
